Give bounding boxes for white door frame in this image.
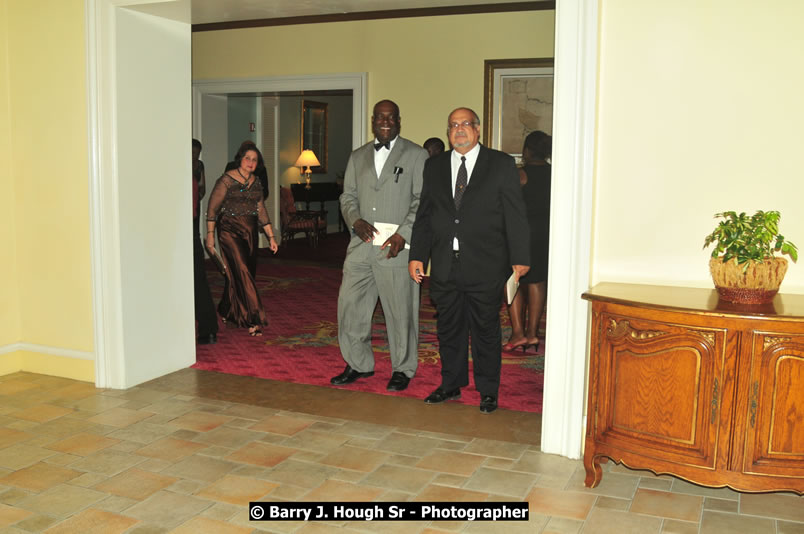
[540,0,598,459]
[86,0,596,459]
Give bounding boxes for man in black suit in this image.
[408,107,529,413]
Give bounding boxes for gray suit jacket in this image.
[340,136,427,267]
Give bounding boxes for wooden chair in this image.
[279,186,327,247]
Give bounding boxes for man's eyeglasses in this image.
[448,120,478,130]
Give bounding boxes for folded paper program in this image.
[372,222,410,249]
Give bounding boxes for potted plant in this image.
[703,210,798,304]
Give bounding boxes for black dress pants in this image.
[429,254,505,397]
[193,225,218,338]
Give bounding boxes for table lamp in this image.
[295,149,320,190]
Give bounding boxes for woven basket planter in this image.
[709,257,788,304]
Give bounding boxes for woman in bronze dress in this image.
[205,145,278,336]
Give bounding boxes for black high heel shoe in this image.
[523,338,540,353]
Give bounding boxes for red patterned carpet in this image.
[193,235,545,413]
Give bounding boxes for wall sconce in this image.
[295,149,320,190]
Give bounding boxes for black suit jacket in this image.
[410,145,529,289]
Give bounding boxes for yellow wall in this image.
[1,0,93,379]
[594,0,804,292]
[0,0,21,348]
[192,11,556,146]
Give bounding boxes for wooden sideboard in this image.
[582,283,804,494]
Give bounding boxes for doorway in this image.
[194,87,357,241]
[86,0,596,459]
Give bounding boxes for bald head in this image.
[447,108,481,154]
[372,100,401,144]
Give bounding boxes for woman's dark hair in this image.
[234,142,264,169]
[523,130,552,162]
[192,138,202,151]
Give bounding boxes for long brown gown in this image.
[206,174,271,328]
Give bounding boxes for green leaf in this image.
[703,209,798,264]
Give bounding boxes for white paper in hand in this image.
[373,222,410,249]
[504,272,519,305]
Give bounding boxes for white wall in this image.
[278,95,303,188]
[593,0,804,293]
[227,96,257,160]
[196,94,228,227]
[115,8,194,385]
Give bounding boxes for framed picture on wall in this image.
[301,100,328,173]
[483,58,554,164]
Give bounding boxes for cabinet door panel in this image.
[611,345,699,442]
[744,334,804,476]
[596,315,725,468]
[770,358,804,454]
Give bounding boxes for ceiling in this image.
[130,0,547,26]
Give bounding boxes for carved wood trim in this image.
[606,319,667,340]
[764,336,792,350]
[699,331,716,347]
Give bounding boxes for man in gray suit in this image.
[331,100,427,391]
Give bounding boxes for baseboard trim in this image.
[0,343,94,360]
[0,345,95,382]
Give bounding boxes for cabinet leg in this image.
[584,455,602,488]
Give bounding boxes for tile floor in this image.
[0,369,801,533]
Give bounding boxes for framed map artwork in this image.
[483,58,554,163]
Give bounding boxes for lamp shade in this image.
[295,149,320,168]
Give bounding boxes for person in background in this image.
[331,99,427,392]
[409,107,529,414]
[192,139,217,345]
[206,145,278,337]
[225,140,269,200]
[192,139,206,237]
[503,131,552,353]
[423,137,445,159]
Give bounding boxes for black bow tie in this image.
[374,141,390,151]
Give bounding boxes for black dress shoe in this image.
[424,387,461,404]
[197,333,217,345]
[479,395,498,414]
[330,365,374,385]
[386,372,411,391]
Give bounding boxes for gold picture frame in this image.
[301,100,328,173]
[483,58,554,162]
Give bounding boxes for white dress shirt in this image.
[373,136,398,178]
[451,142,480,193]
